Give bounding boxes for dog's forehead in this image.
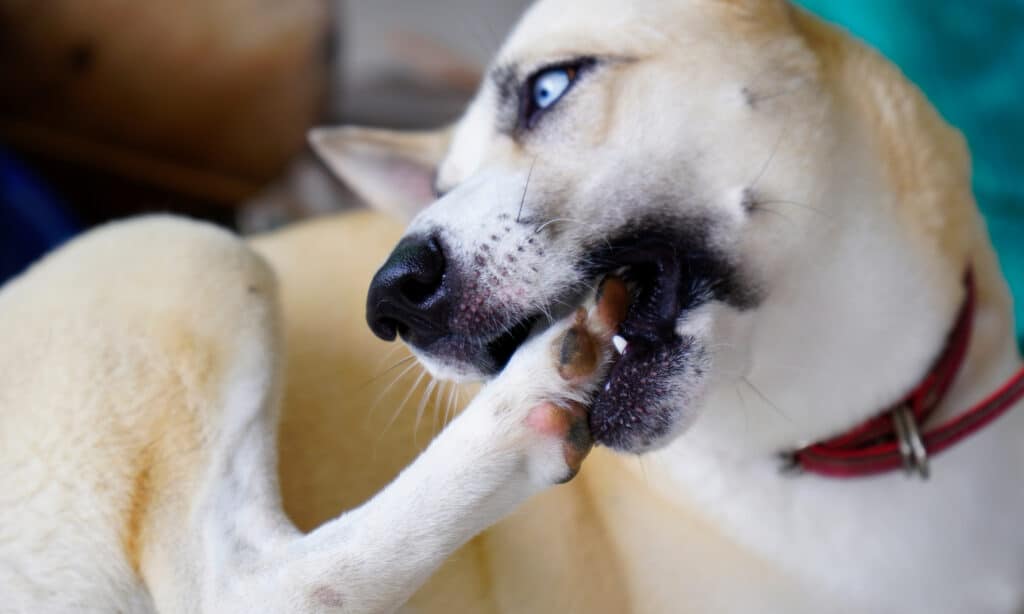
[496,0,667,63]
[496,0,782,63]
[438,0,799,185]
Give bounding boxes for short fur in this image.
[2,1,1023,613]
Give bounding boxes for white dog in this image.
[3,1,1023,613]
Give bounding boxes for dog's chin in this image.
[590,329,710,453]
[403,315,547,382]
[413,323,710,455]
[409,322,709,454]
[407,348,487,383]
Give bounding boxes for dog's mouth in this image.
[480,236,710,450]
[588,240,703,449]
[404,223,752,450]
[486,238,691,365]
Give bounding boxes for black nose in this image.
[366,235,450,343]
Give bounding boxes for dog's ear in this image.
[309,125,452,221]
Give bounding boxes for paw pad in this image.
[526,402,592,482]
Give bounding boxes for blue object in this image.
[0,149,80,284]
[793,1,1024,350]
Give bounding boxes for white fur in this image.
[0,217,606,613]
[5,1,1024,612]
[315,0,1024,610]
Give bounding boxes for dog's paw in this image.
[477,278,628,485]
[523,401,591,484]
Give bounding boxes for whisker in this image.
[741,376,793,423]
[734,380,751,437]
[360,355,418,390]
[517,157,539,223]
[533,217,604,235]
[373,365,428,447]
[444,382,457,429]
[534,218,567,234]
[549,296,581,312]
[750,205,798,226]
[389,369,429,431]
[636,456,651,486]
[367,357,421,418]
[451,386,465,427]
[414,378,439,445]
[434,381,448,434]
[376,342,405,368]
[431,381,445,435]
[749,108,791,191]
[757,199,829,216]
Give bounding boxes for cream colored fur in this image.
[2,1,1023,613]
[0,214,614,613]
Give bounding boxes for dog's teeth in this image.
[613,335,628,355]
[604,381,612,392]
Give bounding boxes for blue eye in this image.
[519,59,595,130]
[532,67,576,111]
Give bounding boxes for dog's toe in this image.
[555,277,629,384]
[526,401,593,482]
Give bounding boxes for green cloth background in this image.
[794,1,1024,350]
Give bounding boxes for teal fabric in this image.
[794,1,1024,350]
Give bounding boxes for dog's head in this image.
[314,0,975,454]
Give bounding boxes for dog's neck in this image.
[668,11,1023,465]
[667,140,1021,465]
[697,171,972,458]
[639,70,1024,601]
[642,225,1023,603]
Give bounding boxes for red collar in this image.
[787,272,1024,479]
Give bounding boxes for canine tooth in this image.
[613,335,628,355]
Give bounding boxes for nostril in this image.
[401,278,437,305]
[399,237,445,305]
[371,316,401,342]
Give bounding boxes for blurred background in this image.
[0,0,1021,346]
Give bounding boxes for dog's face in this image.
[315,0,911,453]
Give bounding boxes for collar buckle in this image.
[892,404,930,479]
[778,451,804,476]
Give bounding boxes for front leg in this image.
[232,290,622,613]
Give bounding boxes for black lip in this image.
[584,222,760,314]
[604,243,686,345]
[486,314,542,372]
[590,334,696,451]
[475,236,701,376]
[582,221,766,451]
[478,243,686,378]
[401,221,758,388]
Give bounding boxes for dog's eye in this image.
[521,59,594,129]
[533,67,575,110]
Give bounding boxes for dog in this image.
[2,0,1023,612]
